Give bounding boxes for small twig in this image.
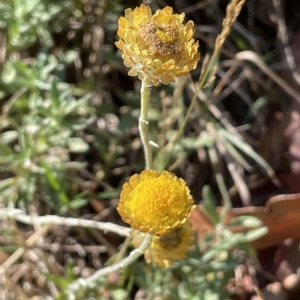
[0,209,131,237]
[1,224,51,269]
[65,234,151,300]
[27,249,59,297]
[40,243,107,253]
[212,65,238,98]
[255,287,265,300]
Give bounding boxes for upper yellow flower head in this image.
[117,170,196,236]
[115,4,200,86]
[132,220,195,267]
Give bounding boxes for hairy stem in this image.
[139,79,152,169]
[64,79,154,298]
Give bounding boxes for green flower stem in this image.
[139,79,152,169]
[65,79,154,297]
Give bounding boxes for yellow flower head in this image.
[118,170,196,236]
[132,220,194,267]
[115,4,200,86]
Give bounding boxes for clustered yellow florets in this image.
[132,220,194,268]
[115,4,200,86]
[117,170,196,236]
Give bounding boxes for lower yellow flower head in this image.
[115,4,200,86]
[117,170,195,236]
[132,220,194,267]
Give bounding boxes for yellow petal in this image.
[115,4,200,86]
[118,170,195,236]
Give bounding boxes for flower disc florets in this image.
[118,170,196,236]
[115,4,200,86]
[132,220,194,267]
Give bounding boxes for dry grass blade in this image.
[199,0,246,88]
[1,224,51,269]
[188,82,245,140]
[207,123,252,206]
[0,87,28,129]
[218,127,280,186]
[183,0,219,13]
[207,145,232,209]
[235,51,300,103]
